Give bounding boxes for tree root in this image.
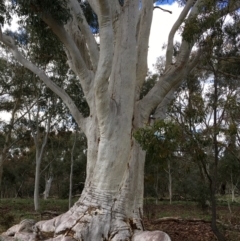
[0,204,171,241]
[0,216,172,241]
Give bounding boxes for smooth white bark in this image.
[69,0,99,71]
[69,131,77,209]
[43,175,53,200]
[28,102,51,211]
[0,0,239,240]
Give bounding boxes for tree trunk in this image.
[154,165,159,204]
[32,111,51,211]
[230,172,238,202]
[210,73,225,241]
[210,183,225,241]
[44,175,53,200]
[69,131,77,209]
[0,154,4,195]
[1,123,171,241]
[34,159,41,211]
[0,147,9,196]
[168,159,172,205]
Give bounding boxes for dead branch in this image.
[153,217,211,224]
[154,6,172,14]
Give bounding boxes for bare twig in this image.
[154,6,172,14]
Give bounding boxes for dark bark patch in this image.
[39,231,55,239]
[129,218,140,230]
[87,205,98,215]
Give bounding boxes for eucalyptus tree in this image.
[166,24,240,240]
[25,89,54,211]
[0,56,36,193]
[0,0,240,240]
[135,120,182,204]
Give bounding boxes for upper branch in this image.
[153,49,202,120]
[165,0,195,68]
[109,0,121,38]
[41,13,93,96]
[135,0,153,98]
[94,0,114,136]
[137,0,205,124]
[68,0,99,71]
[153,6,172,14]
[0,33,87,133]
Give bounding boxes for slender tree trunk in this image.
[34,159,41,211]
[211,74,225,241]
[44,175,53,200]
[0,153,5,194]
[210,181,225,241]
[168,159,172,205]
[230,172,238,202]
[69,131,77,209]
[164,159,172,204]
[154,165,159,204]
[33,120,51,210]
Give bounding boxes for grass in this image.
[144,200,212,221]
[0,198,78,232]
[1,197,240,240]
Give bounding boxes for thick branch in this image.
[139,47,201,123]
[165,0,194,67]
[135,0,153,99]
[175,0,206,65]
[154,50,201,120]
[177,0,240,64]
[94,0,114,136]
[68,0,99,71]
[41,13,92,96]
[138,0,239,123]
[0,33,86,132]
[109,0,121,39]
[39,113,51,162]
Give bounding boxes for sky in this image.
[148,1,183,71]
[3,1,184,71]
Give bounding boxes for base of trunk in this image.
[0,201,171,241]
[1,186,171,240]
[1,223,171,241]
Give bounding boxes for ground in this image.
[144,201,240,241]
[1,198,240,241]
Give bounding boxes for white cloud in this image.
[148,2,184,71]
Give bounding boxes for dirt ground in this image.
[143,202,240,241]
[1,199,240,241]
[145,218,217,241]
